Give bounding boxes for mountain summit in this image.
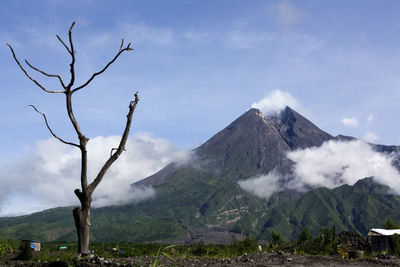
[139,106,332,187]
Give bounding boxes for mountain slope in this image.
[0,107,399,242]
[1,178,400,242]
[255,178,400,240]
[133,107,333,234]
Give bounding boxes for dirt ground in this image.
[4,251,400,266]
[122,252,400,267]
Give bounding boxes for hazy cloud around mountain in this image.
[0,133,192,216]
[251,90,300,115]
[239,139,400,199]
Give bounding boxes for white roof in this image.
[368,228,400,236]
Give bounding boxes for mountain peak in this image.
[269,106,333,149]
[195,105,333,164]
[282,105,294,112]
[139,106,333,187]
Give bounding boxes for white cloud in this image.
[238,140,400,199]
[367,113,375,127]
[286,140,400,191]
[270,1,305,28]
[341,117,359,127]
[238,171,281,199]
[251,90,300,115]
[0,133,193,216]
[364,131,380,143]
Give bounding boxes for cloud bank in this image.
[239,140,400,198]
[363,131,380,143]
[251,90,299,115]
[0,133,193,216]
[341,117,359,127]
[238,171,281,199]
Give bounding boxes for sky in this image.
[1,0,400,216]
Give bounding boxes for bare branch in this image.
[56,34,72,54]
[119,39,124,52]
[110,147,126,157]
[74,189,84,205]
[66,21,76,89]
[110,148,117,157]
[66,91,87,142]
[7,44,65,93]
[69,21,76,32]
[90,92,139,192]
[72,42,133,93]
[25,59,67,89]
[27,105,79,147]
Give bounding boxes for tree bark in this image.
[73,205,91,255]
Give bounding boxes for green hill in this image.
[1,178,400,243]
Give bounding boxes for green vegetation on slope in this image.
[1,178,400,243]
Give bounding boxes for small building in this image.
[30,241,41,252]
[21,240,41,252]
[368,228,400,252]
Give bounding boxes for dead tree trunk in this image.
[8,22,138,255]
[73,207,91,254]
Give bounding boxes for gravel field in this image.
[4,251,400,266]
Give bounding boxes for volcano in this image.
[131,106,400,241]
[1,106,400,243]
[138,106,332,187]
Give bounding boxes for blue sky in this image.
[1,0,400,215]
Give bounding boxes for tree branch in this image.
[65,91,87,143]
[74,189,84,205]
[56,34,72,55]
[89,92,139,192]
[119,39,124,52]
[25,59,67,89]
[66,21,76,89]
[110,148,117,157]
[110,147,126,157]
[7,44,65,93]
[72,40,133,93]
[27,105,79,147]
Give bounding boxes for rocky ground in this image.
[3,251,400,267]
[120,252,400,267]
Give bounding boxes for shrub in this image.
[17,241,32,261]
[0,243,13,259]
[296,228,312,245]
[270,231,284,246]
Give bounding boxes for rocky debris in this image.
[4,251,400,266]
[72,254,121,266]
[163,227,247,245]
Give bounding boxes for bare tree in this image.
[7,22,139,255]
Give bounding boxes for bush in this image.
[193,240,208,256]
[296,228,312,245]
[270,231,284,246]
[310,227,339,255]
[17,241,32,261]
[0,243,13,259]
